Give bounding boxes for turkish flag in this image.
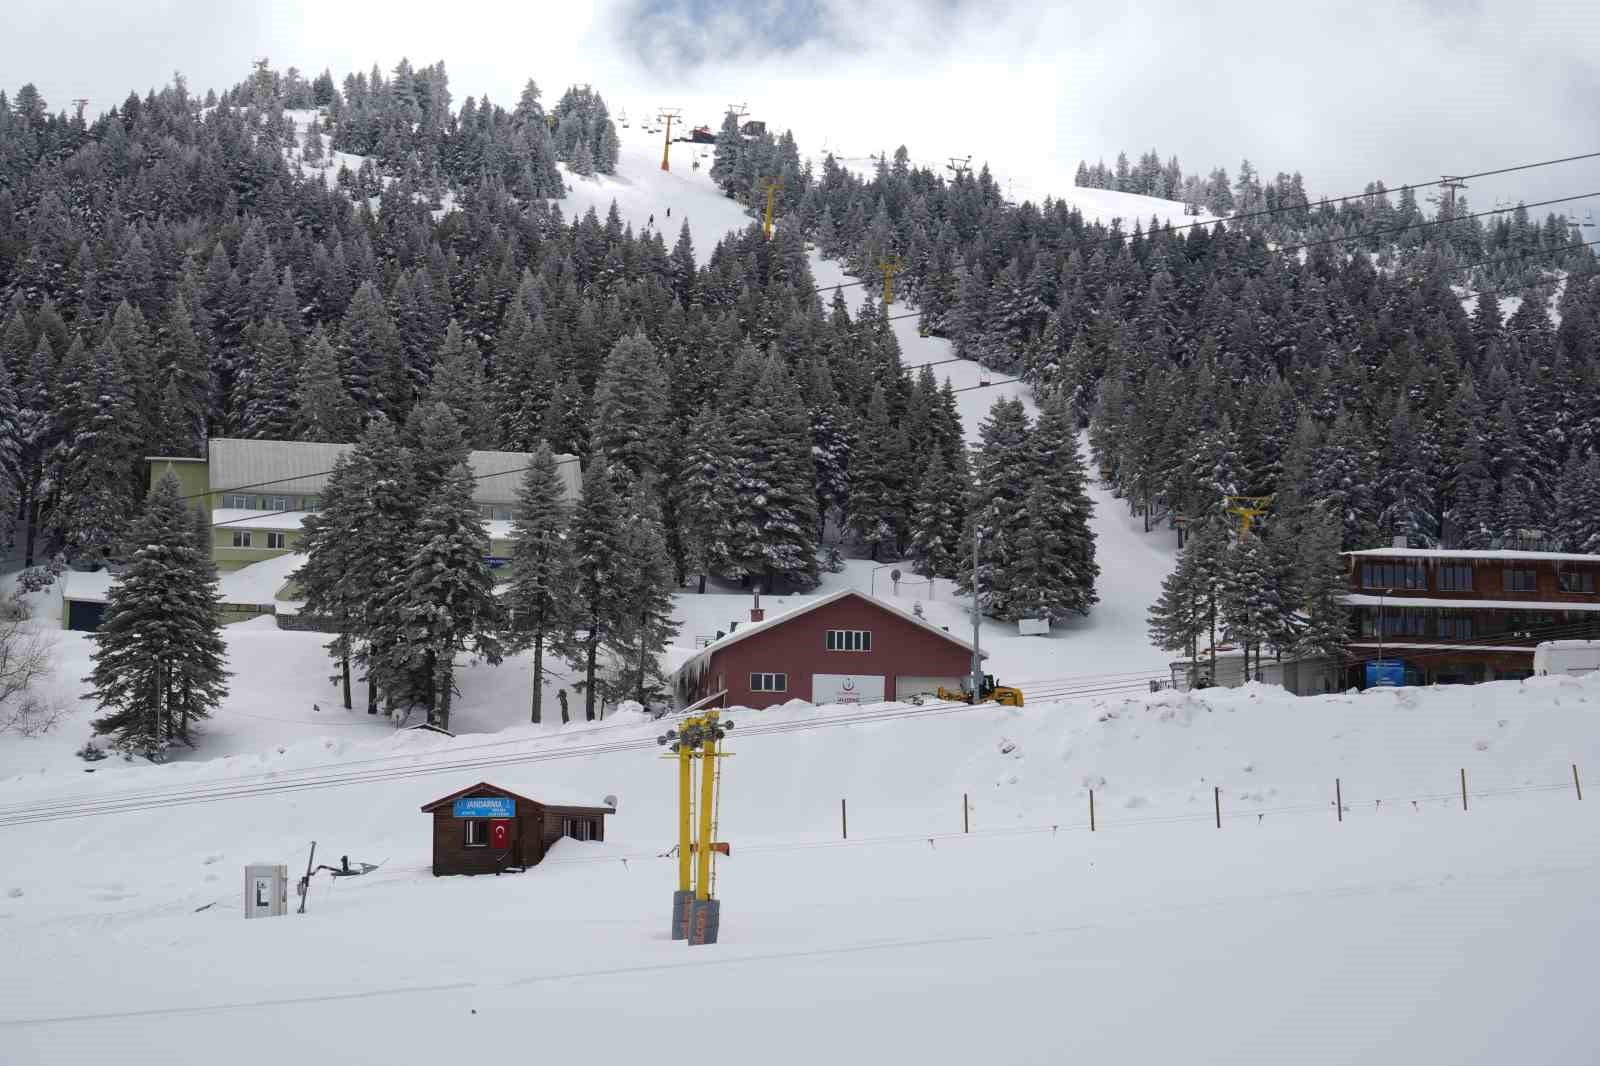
[489,819,512,849]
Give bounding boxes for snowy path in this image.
[807,253,1177,677]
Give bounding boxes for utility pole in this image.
[657,107,682,171]
[970,527,983,700]
[879,254,902,304]
[760,176,784,239]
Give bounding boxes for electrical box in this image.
[244,864,288,919]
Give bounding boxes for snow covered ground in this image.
[2,677,1600,1063]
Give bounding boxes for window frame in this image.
[266,531,287,550]
[825,629,873,652]
[225,494,251,510]
[1559,571,1595,594]
[1360,562,1427,591]
[463,819,489,847]
[231,530,253,548]
[1502,569,1537,593]
[749,672,788,693]
[1436,564,1473,592]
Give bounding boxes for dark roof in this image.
[419,781,613,816]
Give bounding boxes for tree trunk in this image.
[530,628,544,724]
[584,638,599,721]
[367,671,378,714]
[697,573,706,595]
[437,657,452,733]
[1208,603,1217,677]
[22,486,37,568]
[636,616,649,705]
[423,649,438,725]
[340,648,352,711]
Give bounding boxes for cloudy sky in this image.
[8,0,1599,218]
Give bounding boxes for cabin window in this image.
[231,530,252,548]
[1360,563,1426,590]
[1559,571,1595,593]
[825,629,873,652]
[464,820,489,847]
[1502,569,1537,593]
[561,817,594,841]
[266,532,287,550]
[1437,565,1472,592]
[750,672,787,692]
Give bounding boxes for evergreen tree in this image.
[87,473,228,756]
[590,333,668,486]
[845,384,902,561]
[505,444,573,723]
[959,396,1032,616]
[602,480,680,707]
[1146,516,1228,677]
[907,450,966,579]
[1294,510,1351,662]
[54,332,140,564]
[387,463,503,730]
[677,405,734,591]
[1219,531,1283,680]
[427,320,491,447]
[294,327,358,441]
[234,317,298,439]
[1027,392,1099,617]
[555,454,623,721]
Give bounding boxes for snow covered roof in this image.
[1346,642,1536,653]
[204,439,580,505]
[212,508,313,532]
[1344,547,1600,564]
[1342,594,1600,613]
[1534,639,1600,649]
[418,781,615,815]
[673,588,986,681]
[216,553,304,603]
[60,569,116,604]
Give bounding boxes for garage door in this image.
[67,600,106,632]
[895,676,961,701]
[811,673,886,706]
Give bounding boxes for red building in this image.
[1343,545,1600,684]
[673,589,985,709]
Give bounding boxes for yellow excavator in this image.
[937,673,1024,707]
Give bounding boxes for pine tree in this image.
[959,396,1032,616]
[907,450,966,579]
[87,473,228,756]
[294,326,358,441]
[338,280,403,423]
[590,333,668,487]
[845,384,902,561]
[603,480,680,707]
[1294,510,1351,662]
[677,406,734,591]
[386,463,503,730]
[234,317,298,439]
[1219,531,1283,680]
[505,444,573,723]
[55,332,140,564]
[1146,516,1228,677]
[1027,392,1099,617]
[555,454,623,721]
[427,320,491,447]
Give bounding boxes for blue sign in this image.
[453,797,515,818]
[1366,660,1405,688]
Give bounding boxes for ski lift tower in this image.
[947,156,972,179]
[1225,495,1274,538]
[657,107,682,171]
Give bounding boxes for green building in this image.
[148,439,580,572]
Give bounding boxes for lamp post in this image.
[970,527,983,699]
[1377,587,1393,684]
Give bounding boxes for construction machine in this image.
[937,673,1024,707]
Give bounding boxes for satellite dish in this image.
[891,569,902,582]
[603,794,619,811]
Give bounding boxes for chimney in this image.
[749,586,765,623]
[1391,534,1408,550]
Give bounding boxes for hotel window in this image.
[1437,614,1474,639]
[750,672,787,692]
[231,530,252,548]
[302,496,320,512]
[1437,565,1472,592]
[225,494,251,509]
[264,496,288,511]
[825,629,873,652]
[1360,562,1426,590]
[1502,569,1537,593]
[266,532,287,550]
[1559,571,1595,593]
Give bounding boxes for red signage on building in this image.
[489,819,512,849]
